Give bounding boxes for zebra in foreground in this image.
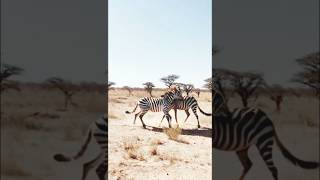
[212,90,319,180]
[53,115,107,180]
[159,96,212,128]
[125,87,183,128]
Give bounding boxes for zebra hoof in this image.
[142,125,147,129]
[198,125,201,128]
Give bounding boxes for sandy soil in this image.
[108,89,213,180]
[1,88,319,180]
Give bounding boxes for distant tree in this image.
[194,88,201,97]
[182,84,194,96]
[160,74,179,88]
[143,82,155,97]
[214,68,265,107]
[0,64,24,92]
[266,84,285,112]
[46,77,79,110]
[291,52,319,95]
[123,86,132,96]
[203,78,212,90]
[108,81,115,90]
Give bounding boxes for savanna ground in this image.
[1,87,319,180]
[108,89,212,180]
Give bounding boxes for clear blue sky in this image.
[109,0,211,88]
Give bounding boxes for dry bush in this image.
[163,127,189,144]
[150,146,158,156]
[123,142,144,161]
[1,161,31,177]
[158,153,182,165]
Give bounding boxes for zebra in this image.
[53,115,108,180]
[159,96,212,128]
[125,87,183,128]
[212,89,319,180]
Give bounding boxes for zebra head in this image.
[161,87,183,104]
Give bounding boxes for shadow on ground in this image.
[143,125,212,138]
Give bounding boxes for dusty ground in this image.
[108,89,212,180]
[1,87,319,180]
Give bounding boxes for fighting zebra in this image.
[159,96,212,128]
[125,87,183,128]
[53,115,107,180]
[212,90,319,180]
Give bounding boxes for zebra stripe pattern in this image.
[159,96,212,128]
[125,89,183,128]
[54,115,108,180]
[213,105,319,180]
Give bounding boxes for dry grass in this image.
[150,146,158,156]
[158,153,182,165]
[163,127,189,144]
[123,141,145,161]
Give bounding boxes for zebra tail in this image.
[53,129,92,162]
[198,105,212,116]
[275,133,319,169]
[125,103,138,114]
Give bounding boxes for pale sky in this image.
[2,0,318,88]
[108,0,212,88]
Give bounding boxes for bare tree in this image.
[292,52,319,95]
[0,64,24,92]
[46,77,79,110]
[215,69,265,107]
[160,74,179,88]
[123,86,132,96]
[143,82,155,97]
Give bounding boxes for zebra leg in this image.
[174,109,179,127]
[133,111,141,124]
[165,113,172,128]
[236,148,252,180]
[139,112,147,128]
[192,107,200,128]
[81,153,103,180]
[183,109,190,123]
[257,139,278,180]
[159,115,165,127]
[95,162,107,180]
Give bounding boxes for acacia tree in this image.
[182,84,194,96]
[46,77,79,110]
[0,64,24,92]
[215,69,265,107]
[203,78,212,90]
[143,82,155,97]
[292,52,319,95]
[123,86,132,96]
[160,74,179,88]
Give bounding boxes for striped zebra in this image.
[53,115,107,180]
[212,90,319,180]
[125,87,183,128]
[159,96,212,128]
